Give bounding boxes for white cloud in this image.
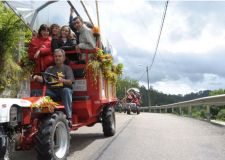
[148,73,225,95]
[17,0,225,95]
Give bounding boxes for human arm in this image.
[51,38,59,52]
[32,75,43,83]
[58,77,73,86]
[77,29,96,49]
[30,37,52,59]
[69,8,77,33]
[63,66,75,86]
[28,37,39,59]
[38,38,52,55]
[60,38,76,51]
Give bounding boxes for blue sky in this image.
[7,0,225,95]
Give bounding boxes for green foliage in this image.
[216,109,225,121]
[209,89,225,96]
[116,77,139,100]
[0,2,32,95]
[192,106,206,119]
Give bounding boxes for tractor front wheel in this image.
[102,106,116,137]
[35,112,70,160]
[0,126,7,159]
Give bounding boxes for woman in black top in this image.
[51,25,76,52]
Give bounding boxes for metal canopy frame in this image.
[3,0,92,31]
[30,1,58,28]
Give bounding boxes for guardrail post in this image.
[165,108,167,113]
[179,107,182,115]
[159,109,161,113]
[172,107,174,113]
[188,105,192,117]
[206,105,211,122]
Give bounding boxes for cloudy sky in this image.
[8,0,225,95]
[98,1,225,95]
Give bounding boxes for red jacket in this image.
[28,36,54,90]
[28,36,54,72]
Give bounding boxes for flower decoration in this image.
[31,96,58,113]
[86,49,123,83]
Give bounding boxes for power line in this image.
[149,1,169,71]
[138,70,146,81]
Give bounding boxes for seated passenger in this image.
[33,49,75,126]
[51,25,76,51]
[69,8,94,44]
[28,24,54,73]
[50,23,60,40]
[72,16,96,50]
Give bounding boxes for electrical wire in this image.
[149,1,169,71]
[138,70,146,81]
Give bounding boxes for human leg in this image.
[45,89,60,101]
[60,88,73,119]
[30,89,42,96]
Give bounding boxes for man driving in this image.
[33,49,75,126]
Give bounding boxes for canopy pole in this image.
[80,0,94,26]
[2,1,33,31]
[95,0,100,29]
[67,0,81,17]
[30,1,57,29]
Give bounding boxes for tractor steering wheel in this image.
[32,72,59,86]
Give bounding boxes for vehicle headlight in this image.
[10,106,18,127]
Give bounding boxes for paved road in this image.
[12,113,225,160]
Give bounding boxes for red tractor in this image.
[0,50,117,160]
[0,49,117,160]
[124,88,141,115]
[0,1,118,160]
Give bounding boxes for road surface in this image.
[12,113,225,160]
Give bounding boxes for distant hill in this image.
[140,85,211,106]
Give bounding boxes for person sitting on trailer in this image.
[69,7,96,50]
[33,49,75,127]
[28,24,54,72]
[28,24,54,90]
[50,23,60,39]
[51,25,76,51]
[69,8,94,44]
[51,25,77,64]
[73,16,96,50]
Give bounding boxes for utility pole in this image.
[146,66,151,108]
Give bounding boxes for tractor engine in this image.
[0,98,35,157]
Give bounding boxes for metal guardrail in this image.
[141,94,225,121]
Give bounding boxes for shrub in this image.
[216,109,225,121]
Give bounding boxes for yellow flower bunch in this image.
[87,49,123,83]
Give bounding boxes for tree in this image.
[208,89,225,96]
[0,2,32,96]
[116,77,139,100]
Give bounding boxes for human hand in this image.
[76,45,80,52]
[41,45,46,48]
[70,7,74,14]
[34,50,40,59]
[32,75,42,82]
[58,77,65,83]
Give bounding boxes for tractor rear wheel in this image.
[127,106,131,115]
[102,106,116,137]
[35,112,70,160]
[137,106,140,114]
